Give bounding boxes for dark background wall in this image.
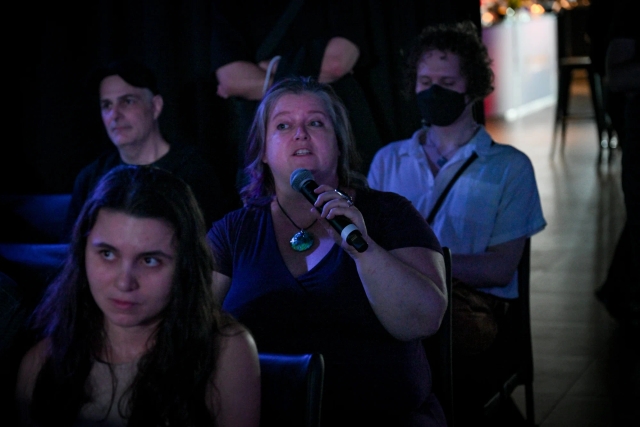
[5,0,480,196]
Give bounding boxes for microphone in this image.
[290,168,368,253]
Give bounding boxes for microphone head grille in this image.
[290,168,314,191]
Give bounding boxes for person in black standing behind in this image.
[63,58,229,240]
[210,0,382,208]
[592,0,640,328]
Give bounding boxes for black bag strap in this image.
[255,0,305,62]
[426,152,479,225]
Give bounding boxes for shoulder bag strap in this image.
[426,152,479,225]
[255,0,306,62]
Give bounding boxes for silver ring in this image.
[334,189,354,206]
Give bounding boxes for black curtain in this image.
[7,0,479,195]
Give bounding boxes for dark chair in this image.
[0,194,71,243]
[1,270,29,427]
[1,271,29,359]
[0,243,69,311]
[0,243,69,425]
[423,247,454,427]
[550,5,612,163]
[482,238,535,426]
[258,352,324,427]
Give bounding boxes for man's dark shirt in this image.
[63,141,228,241]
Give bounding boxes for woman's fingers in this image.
[312,185,366,234]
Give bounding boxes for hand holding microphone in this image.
[290,168,368,253]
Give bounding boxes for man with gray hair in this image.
[63,58,228,239]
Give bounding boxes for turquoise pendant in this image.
[290,230,314,252]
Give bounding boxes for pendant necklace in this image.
[434,151,451,168]
[276,198,317,252]
[426,136,459,168]
[424,131,462,168]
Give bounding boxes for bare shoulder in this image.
[16,338,50,408]
[217,323,259,363]
[210,323,261,427]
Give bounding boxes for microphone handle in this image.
[299,182,368,253]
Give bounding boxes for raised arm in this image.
[313,185,447,341]
[355,244,447,341]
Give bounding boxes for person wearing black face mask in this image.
[416,83,469,128]
[367,20,547,426]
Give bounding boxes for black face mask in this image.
[416,85,467,127]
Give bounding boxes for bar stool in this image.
[550,5,612,162]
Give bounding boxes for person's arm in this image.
[356,244,447,341]
[212,272,232,304]
[317,36,360,83]
[450,236,526,288]
[255,36,360,94]
[16,339,50,425]
[605,37,640,93]
[313,185,447,341]
[208,324,261,427]
[207,216,235,304]
[215,61,268,100]
[210,0,266,101]
[448,148,544,289]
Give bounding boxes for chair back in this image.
[496,238,534,387]
[483,238,535,425]
[258,352,324,427]
[0,243,69,310]
[514,238,534,385]
[423,247,454,427]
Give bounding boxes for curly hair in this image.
[403,20,494,102]
[29,164,234,426]
[240,75,365,204]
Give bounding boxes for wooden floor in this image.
[485,75,638,427]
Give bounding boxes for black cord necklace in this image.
[276,198,317,252]
[424,131,461,168]
[423,124,480,168]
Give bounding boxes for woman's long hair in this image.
[240,76,365,204]
[29,164,233,426]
